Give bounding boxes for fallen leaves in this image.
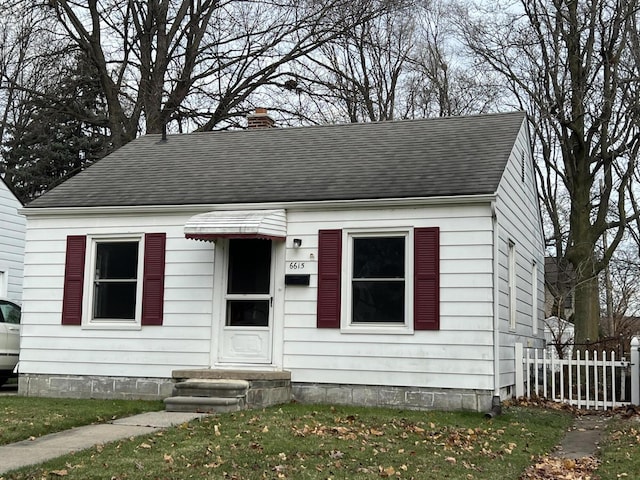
[520,455,600,479]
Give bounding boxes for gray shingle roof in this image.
[26,111,526,209]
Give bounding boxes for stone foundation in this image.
[18,374,174,400]
[292,383,494,412]
[18,373,495,412]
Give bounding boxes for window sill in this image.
[82,322,142,331]
[340,323,414,335]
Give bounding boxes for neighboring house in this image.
[18,111,545,412]
[0,176,25,302]
[544,316,574,360]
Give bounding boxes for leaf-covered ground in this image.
[4,403,573,479]
[514,398,640,480]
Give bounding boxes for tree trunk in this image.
[572,270,600,344]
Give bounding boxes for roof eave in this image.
[19,193,498,218]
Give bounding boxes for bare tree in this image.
[0,7,61,146]
[14,0,390,148]
[276,2,417,124]
[405,0,501,118]
[459,0,640,343]
[277,0,500,125]
[599,246,640,343]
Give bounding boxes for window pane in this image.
[353,237,404,278]
[226,300,269,326]
[96,242,138,279]
[94,282,137,319]
[227,239,271,294]
[353,281,404,323]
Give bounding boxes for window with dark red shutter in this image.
[142,233,166,326]
[62,235,86,325]
[414,227,440,330]
[61,233,167,326]
[317,229,342,328]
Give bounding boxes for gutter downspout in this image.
[487,200,502,418]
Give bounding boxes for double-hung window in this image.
[343,230,413,333]
[92,239,141,321]
[351,235,407,324]
[85,237,144,326]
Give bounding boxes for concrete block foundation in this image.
[18,373,494,412]
[292,383,493,412]
[18,374,174,400]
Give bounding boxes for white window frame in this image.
[508,241,517,330]
[0,268,7,298]
[340,228,414,335]
[532,260,538,334]
[82,234,144,330]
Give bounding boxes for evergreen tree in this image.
[1,56,111,203]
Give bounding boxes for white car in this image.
[0,298,20,386]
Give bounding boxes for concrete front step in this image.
[173,379,249,398]
[166,369,292,412]
[164,395,245,413]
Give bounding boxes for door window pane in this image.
[226,300,269,326]
[227,239,271,294]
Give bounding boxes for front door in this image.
[218,238,273,364]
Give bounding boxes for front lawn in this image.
[4,403,572,479]
[596,415,640,479]
[0,397,163,445]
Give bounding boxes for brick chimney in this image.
[247,108,275,129]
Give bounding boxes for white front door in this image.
[218,238,274,364]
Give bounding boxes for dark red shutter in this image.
[141,233,166,326]
[414,227,440,330]
[317,229,342,328]
[62,235,86,325]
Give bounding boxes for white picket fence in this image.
[515,342,635,410]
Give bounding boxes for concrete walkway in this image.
[0,411,207,474]
[555,414,608,459]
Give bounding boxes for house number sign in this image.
[287,261,306,270]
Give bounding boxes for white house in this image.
[0,176,25,302]
[18,111,545,411]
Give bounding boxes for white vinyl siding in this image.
[494,118,545,390]
[21,201,496,391]
[283,204,495,391]
[20,213,215,378]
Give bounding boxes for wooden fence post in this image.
[632,337,640,406]
[515,343,524,398]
